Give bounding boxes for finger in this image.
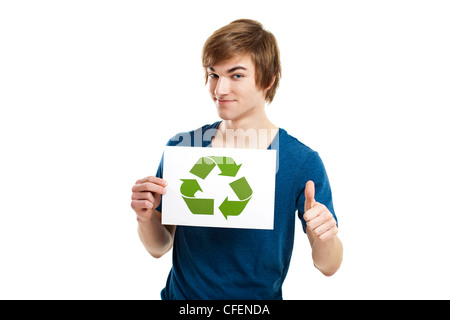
[318,226,338,242]
[131,199,154,211]
[306,212,329,230]
[305,204,332,226]
[312,217,336,237]
[304,180,316,213]
[132,182,167,194]
[303,201,324,222]
[131,191,155,202]
[135,176,168,187]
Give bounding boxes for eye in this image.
[208,73,219,79]
[233,74,243,79]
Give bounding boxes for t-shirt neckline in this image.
[206,120,280,150]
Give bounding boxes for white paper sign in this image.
[161,146,276,230]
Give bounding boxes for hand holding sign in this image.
[131,176,167,223]
[303,180,338,242]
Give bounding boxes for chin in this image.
[217,112,232,121]
[216,106,234,121]
[215,101,248,122]
[217,110,242,121]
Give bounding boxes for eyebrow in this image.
[208,66,248,73]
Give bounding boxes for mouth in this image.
[215,98,236,104]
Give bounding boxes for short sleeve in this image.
[295,152,337,233]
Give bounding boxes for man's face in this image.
[207,54,267,121]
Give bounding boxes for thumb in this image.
[304,180,316,212]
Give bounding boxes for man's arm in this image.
[137,210,176,258]
[304,181,343,276]
[306,227,343,276]
[131,176,176,258]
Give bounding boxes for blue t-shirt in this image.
[155,121,337,300]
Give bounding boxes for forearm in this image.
[309,230,343,276]
[137,210,174,258]
[313,240,343,276]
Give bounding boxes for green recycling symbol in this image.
[180,156,253,219]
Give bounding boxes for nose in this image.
[214,77,230,97]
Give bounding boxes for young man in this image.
[131,19,343,300]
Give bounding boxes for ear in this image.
[264,75,277,91]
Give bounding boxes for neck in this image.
[214,108,279,149]
[220,108,277,132]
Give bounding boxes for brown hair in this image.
[202,19,281,104]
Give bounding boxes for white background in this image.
[0,0,449,299]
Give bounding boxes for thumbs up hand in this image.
[303,181,338,242]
